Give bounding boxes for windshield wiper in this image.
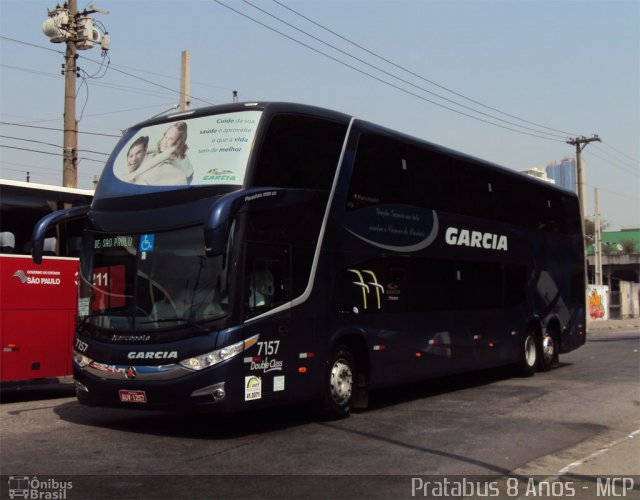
[139,317,210,333]
[77,312,114,328]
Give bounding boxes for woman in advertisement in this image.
[125,122,194,186]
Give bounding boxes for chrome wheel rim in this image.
[542,334,555,364]
[524,336,537,367]
[330,359,353,405]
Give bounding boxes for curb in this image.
[587,320,640,333]
[511,426,640,477]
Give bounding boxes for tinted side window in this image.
[406,144,454,212]
[333,256,527,314]
[411,258,457,311]
[347,134,407,209]
[243,202,324,318]
[345,132,576,234]
[253,114,347,190]
[489,171,525,226]
[244,241,290,319]
[455,261,503,310]
[504,264,528,307]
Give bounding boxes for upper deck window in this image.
[251,114,347,191]
[112,110,262,187]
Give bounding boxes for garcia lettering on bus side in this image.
[445,227,508,251]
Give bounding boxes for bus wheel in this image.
[538,328,558,372]
[516,331,537,377]
[320,345,355,420]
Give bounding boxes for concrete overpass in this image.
[587,252,640,287]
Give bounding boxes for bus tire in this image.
[319,345,355,420]
[515,330,537,377]
[538,327,558,372]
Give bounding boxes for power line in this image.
[585,183,640,202]
[2,59,190,101]
[213,0,565,143]
[0,134,110,156]
[240,0,566,140]
[0,161,97,180]
[585,149,639,177]
[83,59,216,107]
[0,63,61,79]
[0,144,106,163]
[3,102,178,127]
[0,121,121,138]
[0,134,64,151]
[0,34,228,94]
[0,144,66,157]
[0,35,217,107]
[0,35,62,54]
[85,79,177,100]
[271,0,578,138]
[77,52,236,94]
[596,142,639,170]
[1,61,179,101]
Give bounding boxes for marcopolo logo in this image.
[12,270,62,285]
[7,476,72,499]
[445,227,508,252]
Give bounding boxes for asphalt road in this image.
[1,328,638,499]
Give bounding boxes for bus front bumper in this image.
[72,362,243,412]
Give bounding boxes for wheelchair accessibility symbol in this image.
[140,234,155,252]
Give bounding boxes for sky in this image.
[1,0,638,230]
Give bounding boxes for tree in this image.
[584,218,594,238]
[619,239,637,254]
[584,218,610,239]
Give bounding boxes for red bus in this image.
[0,179,93,383]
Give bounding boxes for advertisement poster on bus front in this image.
[113,110,262,187]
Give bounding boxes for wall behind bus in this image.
[587,285,609,321]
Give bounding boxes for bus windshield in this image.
[78,225,232,332]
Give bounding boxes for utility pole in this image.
[566,135,601,229]
[42,2,109,188]
[179,50,191,112]
[63,0,78,189]
[566,134,600,288]
[594,188,603,286]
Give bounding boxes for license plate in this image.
[119,390,147,403]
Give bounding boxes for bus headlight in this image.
[179,334,259,371]
[73,350,93,368]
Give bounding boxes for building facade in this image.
[545,157,577,193]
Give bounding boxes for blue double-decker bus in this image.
[32,102,585,419]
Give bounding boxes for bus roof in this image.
[128,101,352,131]
[106,101,576,200]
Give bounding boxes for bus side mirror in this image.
[204,188,285,257]
[204,188,320,257]
[32,205,90,264]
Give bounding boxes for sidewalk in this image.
[581,317,639,478]
[514,428,640,478]
[514,319,640,480]
[587,317,640,333]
